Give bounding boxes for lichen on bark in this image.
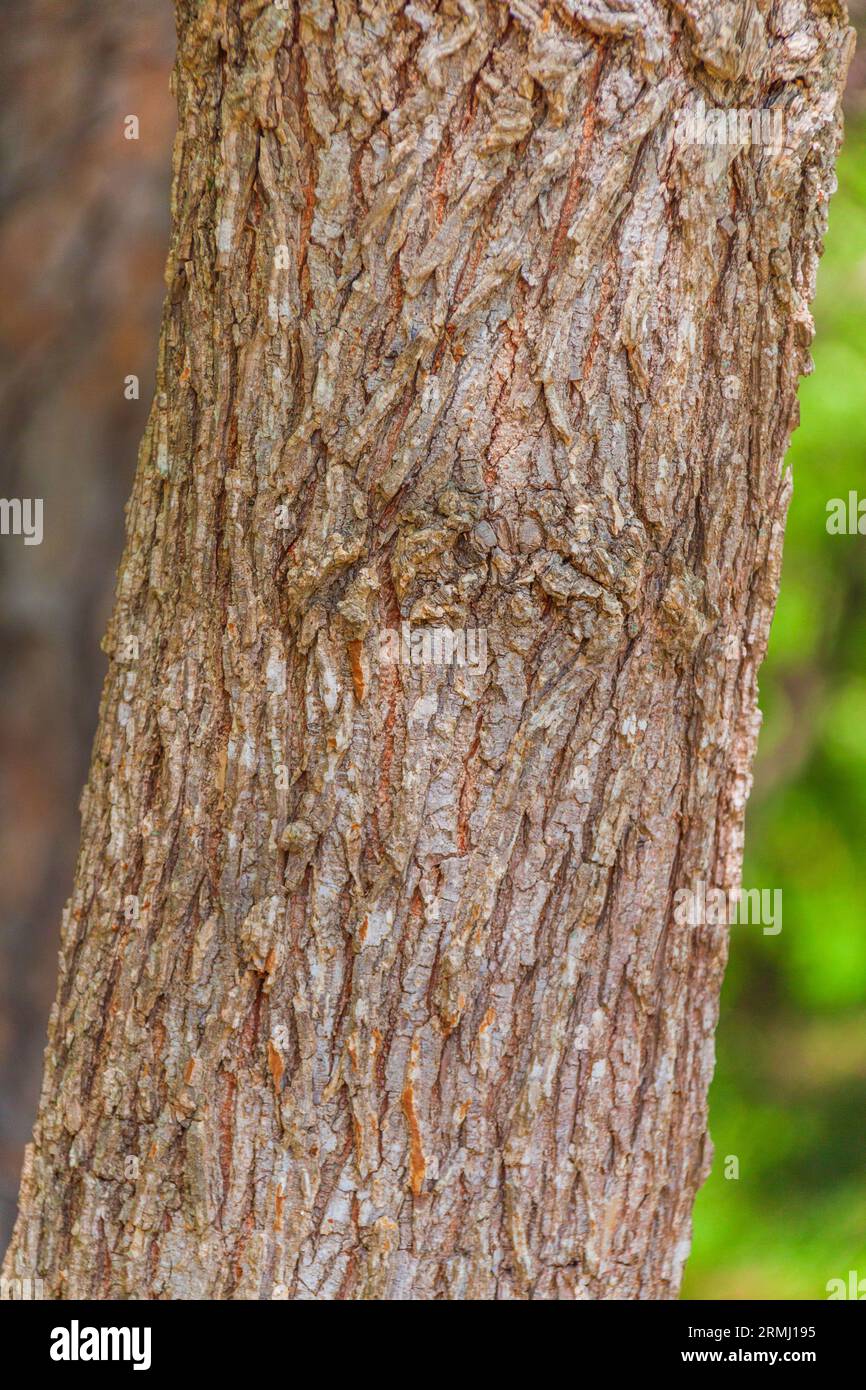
[3,0,853,1299]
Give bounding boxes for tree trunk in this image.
[3,0,852,1300]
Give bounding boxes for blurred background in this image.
[685,20,866,1297]
[0,1,863,1296]
[0,0,176,1252]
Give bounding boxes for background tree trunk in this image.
[0,0,174,1247]
[3,0,852,1299]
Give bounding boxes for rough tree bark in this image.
[3,0,852,1300]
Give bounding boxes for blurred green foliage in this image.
[684,118,866,1300]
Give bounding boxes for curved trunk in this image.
[3,0,852,1299]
